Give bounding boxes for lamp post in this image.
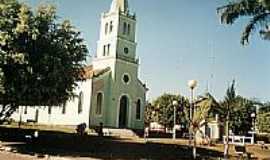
[251,112,256,144]
[172,100,178,139]
[188,80,197,146]
[251,112,256,130]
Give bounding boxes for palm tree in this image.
[222,80,237,159]
[191,92,219,159]
[217,0,270,45]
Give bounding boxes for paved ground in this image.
[0,142,101,160]
[0,151,102,160]
[0,140,270,160]
[0,151,34,160]
[0,125,269,160]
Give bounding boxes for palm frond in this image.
[260,27,270,40]
[217,0,265,25]
[241,12,270,44]
[191,93,215,130]
[225,80,236,103]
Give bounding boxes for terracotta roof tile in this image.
[79,65,110,80]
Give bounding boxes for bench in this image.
[235,145,246,155]
[258,141,268,149]
[235,145,255,159]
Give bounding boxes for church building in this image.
[11,0,147,129]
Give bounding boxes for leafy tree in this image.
[229,96,256,134]
[217,0,270,45]
[0,0,88,122]
[145,93,189,129]
[219,81,257,135]
[259,102,270,113]
[257,112,270,133]
[257,102,270,133]
[144,102,155,125]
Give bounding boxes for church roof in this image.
[110,0,129,13]
[138,79,149,91]
[79,65,110,80]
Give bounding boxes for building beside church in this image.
[11,0,147,129]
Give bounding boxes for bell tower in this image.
[93,0,137,71]
[91,0,146,130]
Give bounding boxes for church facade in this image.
[11,0,147,129]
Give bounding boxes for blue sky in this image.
[23,0,270,102]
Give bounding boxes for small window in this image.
[124,47,129,54]
[78,92,83,114]
[136,99,141,120]
[105,23,108,35]
[103,45,106,56]
[96,93,103,115]
[110,21,113,33]
[62,101,66,114]
[127,24,131,35]
[123,74,130,84]
[123,22,127,34]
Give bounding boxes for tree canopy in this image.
[257,102,270,133]
[0,0,88,121]
[217,0,270,45]
[144,93,189,129]
[219,80,258,134]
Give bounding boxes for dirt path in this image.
[0,151,36,160]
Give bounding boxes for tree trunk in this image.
[224,120,229,159]
[0,103,17,124]
[224,104,230,159]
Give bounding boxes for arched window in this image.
[105,23,109,35]
[103,45,106,56]
[78,92,83,114]
[127,24,131,35]
[48,106,52,114]
[136,99,141,120]
[109,21,113,33]
[24,106,28,114]
[107,44,110,55]
[123,22,127,34]
[96,93,103,115]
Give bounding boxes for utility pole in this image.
[209,41,215,94]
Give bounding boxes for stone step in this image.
[102,128,139,138]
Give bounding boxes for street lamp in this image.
[251,112,256,130]
[172,100,178,139]
[188,80,198,146]
[250,112,256,144]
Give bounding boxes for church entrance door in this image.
[119,96,128,128]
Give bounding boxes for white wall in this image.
[11,79,92,127]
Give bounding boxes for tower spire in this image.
[110,0,129,13]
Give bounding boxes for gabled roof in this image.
[79,65,110,80]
